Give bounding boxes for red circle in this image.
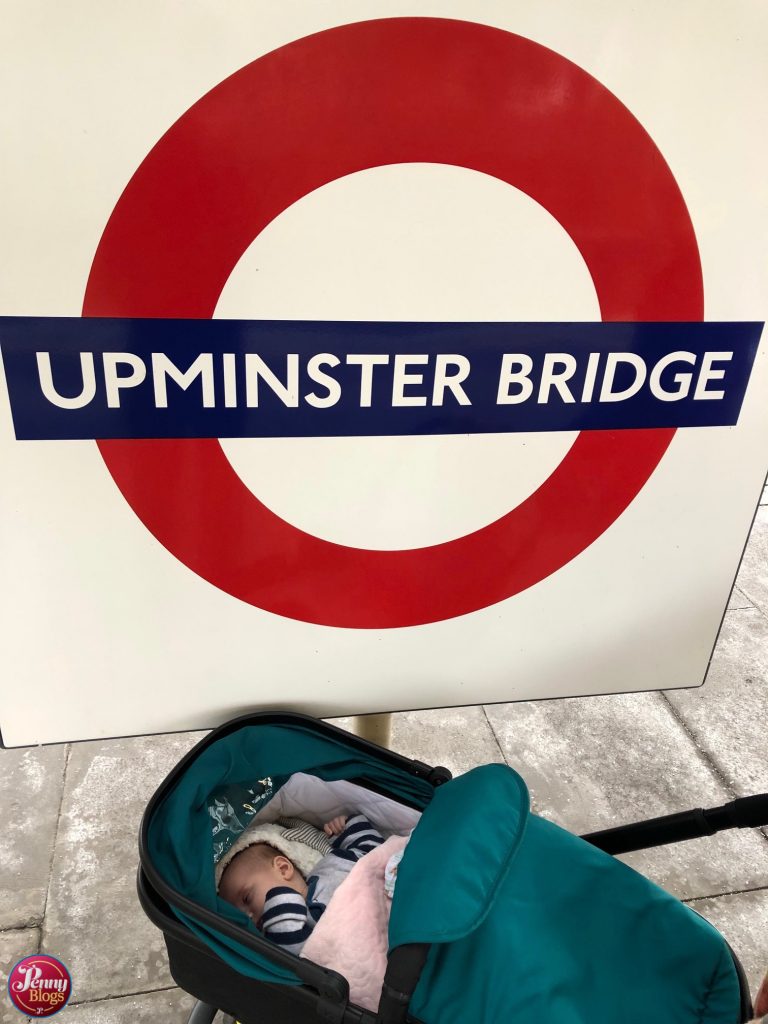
[84,18,702,628]
[7,956,72,1017]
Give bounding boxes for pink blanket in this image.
[301,835,408,1012]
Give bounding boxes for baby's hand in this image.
[323,816,348,837]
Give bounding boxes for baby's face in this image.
[219,845,304,920]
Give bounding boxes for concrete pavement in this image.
[1,494,767,1023]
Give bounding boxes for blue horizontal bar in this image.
[0,317,761,440]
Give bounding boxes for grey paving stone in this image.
[0,743,67,928]
[64,988,196,1024]
[390,706,506,777]
[43,732,206,1003]
[688,888,768,997]
[485,692,768,900]
[667,609,768,796]
[328,706,505,777]
[1,927,40,1024]
[735,506,768,614]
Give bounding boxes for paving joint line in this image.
[662,670,768,851]
[39,743,71,954]
[731,588,767,620]
[68,984,180,1007]
[480,705,509,767]
[684,883,768,904]
[0,923,41,934]
[663,688,768,856]
[742,596,768,623]
[728,588,756,611]
[659,692,738,799]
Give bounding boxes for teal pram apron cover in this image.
[389,763,529,944]
[148,726,740,1021]
[390,764,740,1023]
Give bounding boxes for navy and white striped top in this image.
[258,814,385,955]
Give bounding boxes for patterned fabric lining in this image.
[208,777,275,863]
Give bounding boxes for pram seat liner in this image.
[250,772,421,834]
[147,720,434,985]
[391,765,740,1024]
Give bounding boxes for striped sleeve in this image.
[258,886,314,955]
[331,814,385,861]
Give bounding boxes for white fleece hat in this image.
[215,820,326,890]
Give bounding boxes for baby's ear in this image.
[274,855,295,880]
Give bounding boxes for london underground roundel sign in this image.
[84,17,702,628]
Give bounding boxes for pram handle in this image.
[377,944,430,1024]
[581,793,768,855]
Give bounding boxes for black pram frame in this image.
[138,712,768,1024]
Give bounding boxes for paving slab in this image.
[64,988,196,1024]
[666,609,768,796]
[735,506,768,614]
[43,732,206,1004]
[1,927,40,1024]
[688,888,768,997]
[0,743,67,929]
[484,691,768,900]
[391,706,506,776]
[328,706,505,777]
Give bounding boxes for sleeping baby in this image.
[218,814,384,955]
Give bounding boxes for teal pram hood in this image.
[146,722,741,1023]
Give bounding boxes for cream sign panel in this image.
[0,2,766,745]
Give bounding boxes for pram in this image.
[138,712,768,1023]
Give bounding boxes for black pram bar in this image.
[582,793,768,856]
